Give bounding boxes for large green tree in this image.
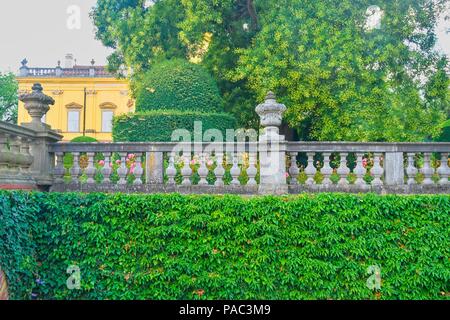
[92,0,449,141]
[0,73,18,124]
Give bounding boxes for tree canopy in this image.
[0,73,18,124]
[92,0,449,141]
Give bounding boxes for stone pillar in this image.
[145,152,164,184]
[384,152,404,186]
[55,61,62,77]
[256,92,288,195]
[19,83,63,189]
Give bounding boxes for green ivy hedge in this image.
[133,59,224,113]
[0,192,37,299]
[1,192,449,300]
[113,111,236,142]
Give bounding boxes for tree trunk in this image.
[246,0,259,30]
[0,268,8,300]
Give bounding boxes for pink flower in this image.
[116,159,121,165]
[362,159,368,168]
[128,153,135,160]
[285,172,290,178]
[98,160,105,166]
[207,160,214,166]
[130,167,134,174]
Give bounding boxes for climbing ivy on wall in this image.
[0,191,449,300]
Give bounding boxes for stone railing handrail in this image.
[0,121,36,139]
[287,141,450,153]
[49,142,259,153]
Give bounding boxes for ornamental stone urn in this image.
[255,91,287,136]
[19,83,55,128]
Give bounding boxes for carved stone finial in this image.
[91,59,95,66]
[265,91,276,101]
[21,58,28,67]
[57,60,61,67]
[255,91,286,133]
[19,83,55,126]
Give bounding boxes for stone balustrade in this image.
[0,121,36,189]
[48,141,450,194]
[286,142,450,193]
[1,83,449,194]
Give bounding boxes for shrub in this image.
[70,136,98,143]
[1,191,449,300]
[133,59,224,113]
[113,110,236,142]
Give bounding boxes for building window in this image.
[67,110,80,132]
[101,110,114,133]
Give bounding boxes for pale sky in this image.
[0,1,448,73]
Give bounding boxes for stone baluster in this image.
[353,153,366,187]
[305,153,316,185]
[19,137,33,174]
[337,153,350,186]
[85,153,96,184]
[420,153,434,185]
[320,153,333,186]
[370,153,384,186]
[8,135,20,174]
[101,153,112,184]
[181,153,192,186]
[288,152,299,185]
[198,153,209,186]
[0,135,9,174]
[133,153,144,185]
[406,153,418,185]
[53,152,65,184]
[166,153,177,185]
[437,153,449,186]
[70,152,81,183]
[247,152,258,186]
[230,153,241,186]
[214,153,225,187]
[117,153,128,185]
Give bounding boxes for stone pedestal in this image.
[258,133,288,195]
[384,152,404,186]
[145,152,164,184]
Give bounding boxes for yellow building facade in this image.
[17,55,134,142]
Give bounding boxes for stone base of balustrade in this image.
[0,174,37,190]
[49,182,450,195]
[50,183,259,195]
[288,184,450,195]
